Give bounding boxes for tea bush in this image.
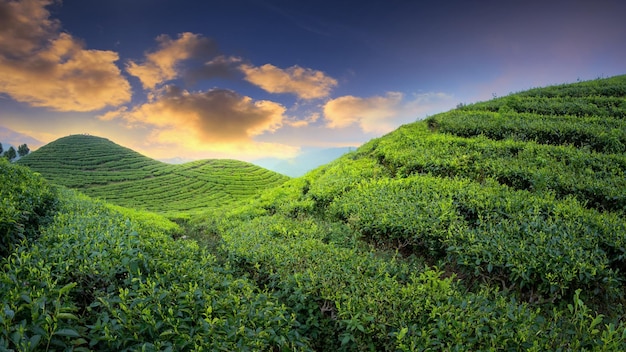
[0,188,311,351]
[0,158,58,257]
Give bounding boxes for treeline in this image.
[0,142,30,161]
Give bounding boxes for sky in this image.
[1,0,625,162]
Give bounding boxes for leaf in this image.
[20,294,32,304]
[3,306,15,320]
[29,334,42,349]
[340,334,352,345]
[59,282,77,296]
[397,327,408,340]
[589,315,603,332]
[72,337,88,346]
[54,328,81,338]
[57,312,79,320]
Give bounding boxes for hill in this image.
[17,134,289,214]
[2,75,626,350]
[193,74,626,350]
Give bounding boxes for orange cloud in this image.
[184,55,243,84]
[0,0,131,112]
[127,32,217,89]
[323,92,404,133]
[286,112,320,128]
[0,0,58,56]
[99,86,298,160]
[102,86,287,142]
[240,63,337,99]
[324,92,455,134]
[139,131,300,161]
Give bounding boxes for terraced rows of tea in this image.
[191,75,626,350]
[17,135,289,213]
[4,75,626,350]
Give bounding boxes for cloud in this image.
[240,63,337,99]
[324,92,455,134]
[102,85,288,142]
[141,133,300,161]
[0,0,131,111]
[286,112,320,128]
[99,86,299,160]
[184,55,243,84]
[0,0,58,57]
[127,32,217,89]
[323,92,404,133]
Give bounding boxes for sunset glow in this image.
[1,0,625,161]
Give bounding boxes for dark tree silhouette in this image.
[17,144,30,157]
[4,146,16,161]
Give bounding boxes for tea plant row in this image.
[357,123,625,213]
[428,110,626,153]
[17,135,289,214]
[0,182,311,350]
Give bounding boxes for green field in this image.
[17,135,289,214]
[2,75,626,350]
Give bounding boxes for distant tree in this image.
[0,143,3,155]
[3,146,16,161]
[17,144,30,157]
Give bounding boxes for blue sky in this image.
[1,0,625,161]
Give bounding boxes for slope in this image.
[193,75,626,350]
[17,134,289,214]
[0,160,309,350]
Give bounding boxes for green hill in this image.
[17,134,289,214]
[2,75,626,350]
[193,74,626,350]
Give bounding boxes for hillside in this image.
[2,75,626,350]
[193,75,626,350]
[17,134,289,214]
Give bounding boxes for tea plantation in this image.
[16,135,289,214]
[2,75,626,350]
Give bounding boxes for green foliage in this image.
[428,110,626,153]
[17,144,30,157]
[0,189,311,351]
[0,158,58,257]
[375,118,626,213]
[200,202,626,350]
[3,146,17,161]
[4,75,626,350]
[330,175,626,300]
[17,135,289,214]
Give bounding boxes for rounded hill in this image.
[17,134,289,214]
